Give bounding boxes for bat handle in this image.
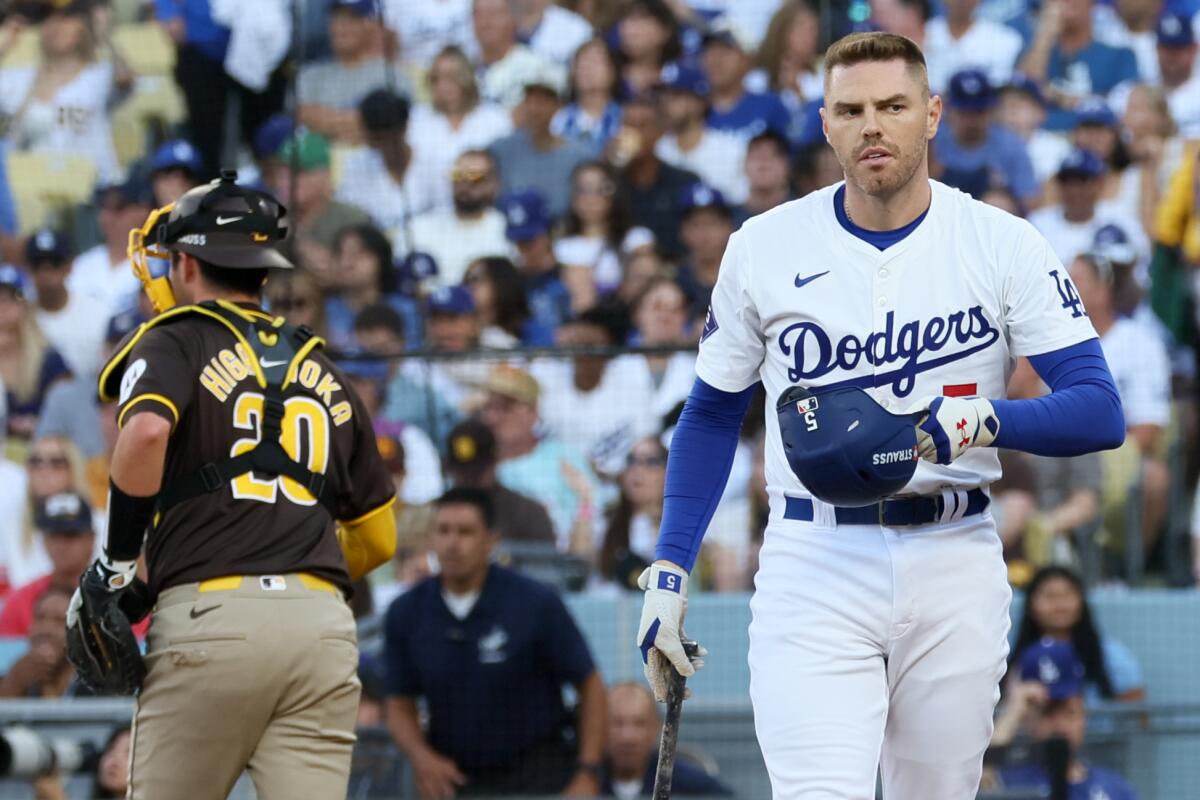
[652,640,699,800]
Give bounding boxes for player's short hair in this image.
[435,486,496,530]
[823,32,929,96]
[192,256,269,296]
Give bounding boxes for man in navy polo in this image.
[384,487,608,798]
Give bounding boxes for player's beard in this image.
[843,137,927,199]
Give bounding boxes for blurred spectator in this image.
[158,0,288,179]
[0,266,70,441]
[69,177,151,317]
[934,69,1039,204]
[480,364,597,551]
[656,61,748,203]
[630,277,695,419]
[791,139,845,196]
[991,640,1138,798]
[473,0,563,111]
[557,160,655,307]
[490,72,592,219]
[264,268,328,336]
[248,111,294,188]
[0,492,93,638]
[0,0,122,183]
[676,182,735,318]
[603,682,734,797]
[1156,12,1200,137]
[408,149,511,285]
[615,0,684,96]
[1018,0,1139,130]
[701,21,792,144]
[395,250,442,302]
[271,131,371,275]
[614,94,701,258]
[616,247,672,306]
[464,256,554,345]
[297,0,395,144]
[513,0,594,66]
[383,487,606,798]
[383,0,472,71]
[423,285,501,411]
[739,129,794,222]
[599,436,668,586]
[0,387,24,595]
[1068,253,1170,562]
[1069,98,1137,216]
[335,90,443,241]
[922,0,1023,93]
[996,75,1073,186]
[147,139,204,206]
[443,418,555,544]
[1021,452,1104,571]
[92,724,132,798]
[533,305,657,478]
[870,0,931,45]
[408,46,513,198]
[326,223,422,352]
[981,185,1024,216]
[500,190,575,333]
[1119,85,1180,235]
[553,38,624,155]
[1029,149,1146,266]
[751,1,824,109]
[0,584,74,698]
[1010,566,1145,703]
[26,229,104,378]
[1093,0,1162,83]
[3,435,87,592]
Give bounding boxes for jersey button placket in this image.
[872,257,893,378]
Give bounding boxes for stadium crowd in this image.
[0,0,1195,795]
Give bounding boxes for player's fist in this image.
[916,396,999,464]
[636,563,703,702]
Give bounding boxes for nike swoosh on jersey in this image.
[189,604,222,619]
[259,358,288,368]
[215,215,243,225]
[794,271,830,288]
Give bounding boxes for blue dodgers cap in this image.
[426,284,476,316]
[1056,148,1106,180]
[947,69,995,111]
[149,139,204,176]
[1156,11,1195,47]
[498,190,551,242]
[331,0,374,16]
[0,264,28,297]
[1074,96,1117,127]
[96,175,155,208]
[253,113,295,160]
[660,61,710,97]
[1019,638,1086,701]
[1003,73,1046,107]
[25,228,70,264]
[395,251,440,297]
[1091,223,1137,264]
[680,181,729,214]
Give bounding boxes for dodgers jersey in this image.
[696,180,1098,521]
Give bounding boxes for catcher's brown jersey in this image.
[104,304,395,598]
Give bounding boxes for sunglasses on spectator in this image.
[627,453,666,468]
[28,454,69,469]
[451,169,491,184]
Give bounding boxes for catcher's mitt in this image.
[65,571,148,695]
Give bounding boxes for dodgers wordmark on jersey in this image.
[697,180,1099,519]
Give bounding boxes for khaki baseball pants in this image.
[128,573,361,799]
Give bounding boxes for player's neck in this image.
[193,288,261,308]
[842,173,931,231]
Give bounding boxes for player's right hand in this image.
[636,562,705,701]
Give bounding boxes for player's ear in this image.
[926,94,942,140]
[819,105,829,141]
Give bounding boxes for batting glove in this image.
[636,563,706,702]
[916,396,999,465]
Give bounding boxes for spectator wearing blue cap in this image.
[1067,96,1155,227]
[656,61,749,204]
[700,21,794,146]
[0,265,70,441]
[1029,148,1149,266]
[406,150,511,285]
[25,229,103,379]
[1017,0,1140,131]
[68,178,153,319]
[1156,11,1200,136]
[922,0,1023,94]
[424,284,501,412]
[614,94,702,259]
[934,69,1039,203]
[499,190,574,335]
[675,182,734,318]
[990,638,1138,799]
[148,139,205,206]
[997,74,1073,185]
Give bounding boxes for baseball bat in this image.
[652,640,700,800]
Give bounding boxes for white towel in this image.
[211,0,291,92]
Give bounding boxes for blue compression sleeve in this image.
[655,378,755,572]
[991,338,1125,456]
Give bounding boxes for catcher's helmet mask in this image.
[777,384,923,507]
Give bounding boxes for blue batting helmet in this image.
[777,385,922,507]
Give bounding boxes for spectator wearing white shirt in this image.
[997,75,1073,185]
[512,0,594,66]
[655,62,748,204]
[407,149,511,285]
[384,0,473,70]
[552,38,624,155]
[629,277,695,423]
[923,0,1024,93]
[1068,252,1170,561]
[26,230,103,379]
[408,46,513,202]
[68,178,149,319]
[1155,12,1200,137]
[473,0,563,111]
[750,1,824,109]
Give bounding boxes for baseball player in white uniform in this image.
[636,32,1126,799]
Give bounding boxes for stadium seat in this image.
[5,151,97,235]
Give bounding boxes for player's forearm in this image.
[574,671,608,766]
[655,379,755,571]
[385,696,436,761]
[336,501,397,581]
[106,412,171,560]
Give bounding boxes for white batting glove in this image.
[916,396,999,465]
[636,563,705,702]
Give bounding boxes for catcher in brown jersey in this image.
[65,171,397,799]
